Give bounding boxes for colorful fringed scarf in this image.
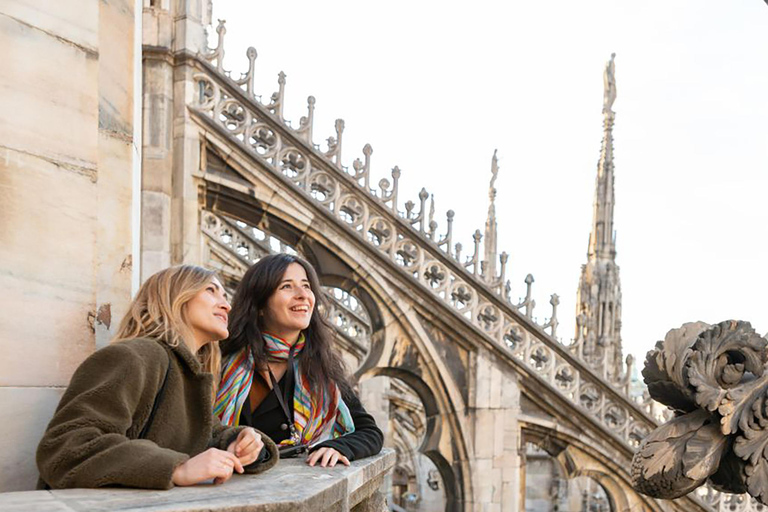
[213,333,355,447]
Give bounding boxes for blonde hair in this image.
[113,265,222,380]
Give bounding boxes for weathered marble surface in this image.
[0,450,394,512]
[0,0,139,491]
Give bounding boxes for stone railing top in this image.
[0,450,395,512]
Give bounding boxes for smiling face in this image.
[262,262,315,344]
[186,277,231,352]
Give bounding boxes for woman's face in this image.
[262,262,315,343]
[186,277,231,352]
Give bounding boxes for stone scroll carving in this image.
[632,320,768,503]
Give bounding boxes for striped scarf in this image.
[213,333,355,447]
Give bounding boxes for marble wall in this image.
[0,0,140,491]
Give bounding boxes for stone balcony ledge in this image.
[0,449,395,512]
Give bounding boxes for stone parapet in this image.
[0,449,394,512]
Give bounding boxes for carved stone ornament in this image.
[632,320,768,502]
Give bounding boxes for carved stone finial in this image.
[428,195,435,235]
[632,320,768,504]
[297,96,316,143]
[267,71,287,120]
[323,119,345,168]
[235,47,258,97]
[438,210,454,257]
[352,144,373,190]
[469,230,482,276]
[518,274,535,318]
[540,293,560,337]
[203,19,227,72]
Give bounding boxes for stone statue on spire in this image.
[603,53,617,114]
[489,149,499,200]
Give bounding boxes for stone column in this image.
[141,0,207,275]
[469,351,523,511]
[141,2,174,278]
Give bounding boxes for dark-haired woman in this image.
[214,254,383,467]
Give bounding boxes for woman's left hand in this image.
[307,447,350,467]
[227,427,264,466]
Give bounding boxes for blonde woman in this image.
[37,265,278,489]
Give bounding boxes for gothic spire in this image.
[484,150,499,280]
[588,52,617,261]
[575,54,624,382]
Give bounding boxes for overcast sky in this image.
[211,1,768,364]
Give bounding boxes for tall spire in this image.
[575,54,625,382]
[484,150,499,281]
[589,52,617,261]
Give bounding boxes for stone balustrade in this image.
[0,449,395,512]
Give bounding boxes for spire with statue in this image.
[483,149,499,281]
[575,53,627,383]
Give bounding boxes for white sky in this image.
[211,1,768,363]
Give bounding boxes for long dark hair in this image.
[221,253,349,394]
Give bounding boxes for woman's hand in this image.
[172,448,244,486]
[307,447,350,468]
[227,427,264,466]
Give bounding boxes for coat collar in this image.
[166,338,206,376]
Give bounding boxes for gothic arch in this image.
[361,366,460,511]
[572,468,629,512]
[522,424,665,512]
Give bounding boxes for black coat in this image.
[239,366,383,461]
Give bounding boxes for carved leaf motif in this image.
[687,321,767,414]
[738,441,768,505]
[632,409,725,499]
[638,409,707,478]
[733,388,768,504]
[635,320,768,504]
[719,372,768,435]
[682,421,728,480]
[642,322,709,412]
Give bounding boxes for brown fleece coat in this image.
[37,338,278,489]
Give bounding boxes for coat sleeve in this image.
[208,418,279,474]
[36,343,188,490]
[309,391,384,461]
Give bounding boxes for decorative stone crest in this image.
[632,320,768,503]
